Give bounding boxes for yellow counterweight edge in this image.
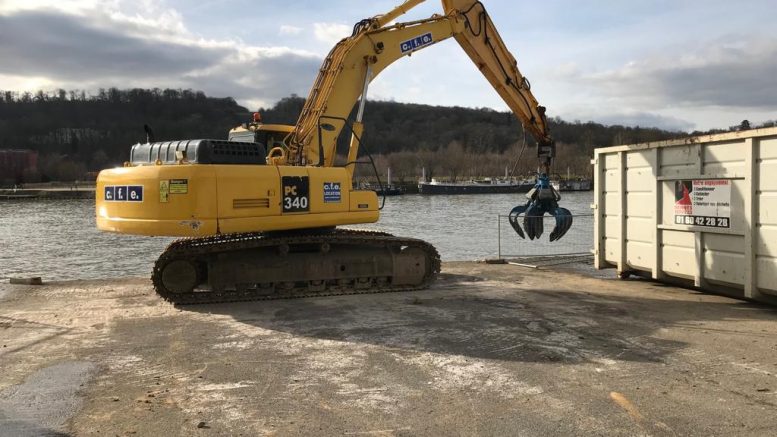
[96,164,380,237]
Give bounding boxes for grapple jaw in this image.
[508,204,527,239]
[549,206,573,242]
[523,203,545,240]
[508,174,573,242]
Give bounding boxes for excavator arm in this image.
[283,10,467,168]
[444,0,556,171]
[279,0,553,174]
[444,0,552,151]
[277,0,570,242]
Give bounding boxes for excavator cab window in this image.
[228,130,287,159]
[253,131,289,154]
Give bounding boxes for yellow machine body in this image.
[96,164,378,237]
[96,0,551,242]
[93,0,555,304]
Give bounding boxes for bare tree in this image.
[439,141,469,182]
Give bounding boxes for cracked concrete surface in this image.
[1,263,776,436]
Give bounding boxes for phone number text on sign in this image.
[674,215,730,228]
[673,179,730,228]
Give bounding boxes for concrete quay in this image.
[1,262,776,436]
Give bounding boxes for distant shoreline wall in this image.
[0,188,95,200]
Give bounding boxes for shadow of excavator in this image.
[183,271,777,365]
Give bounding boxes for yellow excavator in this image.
[95,0,570,304]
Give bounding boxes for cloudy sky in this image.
[1,0,775,131]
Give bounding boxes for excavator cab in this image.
[229,122,293,146]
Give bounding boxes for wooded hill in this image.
[0,88,764,183]
[262,95,682,181]
[0,89,245,181]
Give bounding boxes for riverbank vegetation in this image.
[2,88,769,184]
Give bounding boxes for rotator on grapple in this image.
[508,140,573,242]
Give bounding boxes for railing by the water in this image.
[496,214,594,265]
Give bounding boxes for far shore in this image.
[0,186,95,200]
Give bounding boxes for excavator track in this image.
[151,229,440,305]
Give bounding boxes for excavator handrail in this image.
[316,114,388,210]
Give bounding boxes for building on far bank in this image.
[0,149,38,184]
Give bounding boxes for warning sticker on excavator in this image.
[169,179,188,194]
[159,180,169,203]
[400,32,433,54]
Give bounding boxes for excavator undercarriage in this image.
[152,229,440,304]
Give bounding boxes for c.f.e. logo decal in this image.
[323,182,341,203]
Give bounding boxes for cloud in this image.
[313,22,351,45]
[0,11,222,80]
[279,25,303,36]
[585,37,777,109]
[3,0,774,132]
[591,112,693,132]
[0,1,322,109]
[181,48,321,109]
[553,104,695,131]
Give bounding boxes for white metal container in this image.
[593,127,777,304]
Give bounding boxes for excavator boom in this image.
[282,0,552,172]
[443,0,551,143]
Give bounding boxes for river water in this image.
[0,192,593,281]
